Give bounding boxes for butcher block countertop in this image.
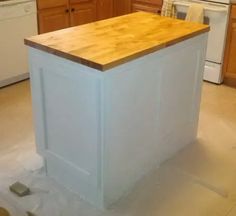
[25,12,209,71]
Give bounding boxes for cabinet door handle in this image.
[65,9,69,13]
[71,8,75,12]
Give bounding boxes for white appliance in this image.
[0,0,37,87]
[174,0,230,84]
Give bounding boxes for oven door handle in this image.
[173,1,228,12]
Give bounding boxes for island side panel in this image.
[28,48,104,207]
[157,33,208,163]
[103,33,208,206]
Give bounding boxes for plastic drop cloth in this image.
[1,134,236,216]
[1,83,236,216]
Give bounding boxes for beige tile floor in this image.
[0,80,236,216]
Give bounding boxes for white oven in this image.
[174,0,230,84]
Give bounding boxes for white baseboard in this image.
[0,73,29,88]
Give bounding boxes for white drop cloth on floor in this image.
[1,137,236,216]
[1,82,236,216]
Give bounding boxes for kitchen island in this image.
[25,12,209,208]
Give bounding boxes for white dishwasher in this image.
[0,0,37,87]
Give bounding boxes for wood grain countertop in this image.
[25,12,210,71]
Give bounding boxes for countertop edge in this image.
[24,39,104,71]
[24,26,210,72]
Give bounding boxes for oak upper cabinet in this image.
[37,0,70,33]
[113,0,132,16]
[70,0,97,26]
[97,0,113,20]
[132,0,163,14]
[223,4,236,86]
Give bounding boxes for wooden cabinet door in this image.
[132,3,159,13]
[70,0,96,26]
[97,0,113,20]
[135,0,162,6]
[132,0,162,14]
[227,21,236,75]
[38,7,70,33]
[113,0,132,16]
[223,5,236,86]
[37,0,68,10]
